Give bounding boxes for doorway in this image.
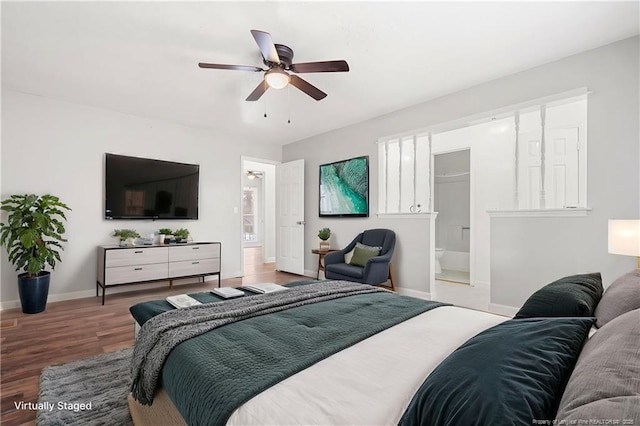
[241,158,277,277]
[433,149,471,285]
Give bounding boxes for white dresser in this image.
[96,242,221,304]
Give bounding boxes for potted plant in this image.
[318,228,331,251]
[158,228,173,245]
[0,194,71,314]
[174,228,190,243]
[112,229,140,247]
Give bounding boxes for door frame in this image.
[240,156,280,276]
[430,147,475,292]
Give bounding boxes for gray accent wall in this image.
[283,36,639,307]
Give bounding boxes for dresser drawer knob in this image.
[192,247,199,250]
[134,251,143,254]
[192,261,200,265]
[134,267,143,271]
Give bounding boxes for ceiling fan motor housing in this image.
[267,44,294,69]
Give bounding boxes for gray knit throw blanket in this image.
[130,281,386,405]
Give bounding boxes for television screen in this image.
[105,153,199,220]
[319,156,369,217]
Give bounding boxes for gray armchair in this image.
[324,229,395,288]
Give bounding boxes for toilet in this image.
[435,248,445,274]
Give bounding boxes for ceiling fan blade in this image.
[198,63,264,72]
[290,60,350,73]
[250,30,280,64]
[245,81,269,102]
[289,75,327,101]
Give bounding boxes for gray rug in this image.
[37,347,133,426]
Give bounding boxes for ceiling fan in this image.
[246,170,264,179]
[198,30,349,102]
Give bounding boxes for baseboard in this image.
[0,289,95,311]
[265,257,276,263]
[488,302,519,317]
[396,288,431,300]
[0,272,242,311]
[303,269,319,279]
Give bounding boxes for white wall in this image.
[283,36,639,304]
[0,90,281,306]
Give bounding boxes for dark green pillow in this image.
[514,273,603,319]
[349,244,380,267]
[399,317,595,426]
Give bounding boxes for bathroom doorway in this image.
[433,149,471,285]
[240,158,277,277]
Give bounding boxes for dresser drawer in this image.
[169,258,220,278]
[169,244,220,262]
[105,263,168,286]
[105,247,168,267]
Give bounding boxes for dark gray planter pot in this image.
[18,271,50,314]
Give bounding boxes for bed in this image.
[128,273,640,425]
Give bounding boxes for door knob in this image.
[296,221,306,225]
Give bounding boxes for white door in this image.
[545,128,579,208]
[518,127,579,209]
[276,159,305,275]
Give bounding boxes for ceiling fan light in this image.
[265,69,290,89]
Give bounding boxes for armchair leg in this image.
[375,263,396,292]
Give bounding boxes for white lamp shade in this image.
[608,220,640,256]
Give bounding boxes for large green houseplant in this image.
[0,194,71,314]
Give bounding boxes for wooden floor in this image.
[0,247,302,425]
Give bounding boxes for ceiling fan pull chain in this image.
[287,85,291,124]
[264,80,268,118]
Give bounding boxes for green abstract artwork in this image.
[319,156,369,217]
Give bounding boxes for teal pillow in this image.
[349,244,380,267]
[399,317,595,426]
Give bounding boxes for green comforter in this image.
[132,282,446,425]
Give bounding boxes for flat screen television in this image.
[319,155,369,217]
[104,153,199,220]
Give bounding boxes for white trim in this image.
[377,212,438,219]
[376,87,590,142]
[488,302,519,317]
[303,269,318,279]
[487,207,592,218]
[265,257,276,263]
[0,289,95,311]
[396,287,431,301]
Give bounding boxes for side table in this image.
[311,249,338,279]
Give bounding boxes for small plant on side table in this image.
[318,228,331,251]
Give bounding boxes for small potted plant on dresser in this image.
[112,229,140,247]
[0,194,71,314]
[318,228,331,251]
[158,228,173,244]
[174,228,190,243]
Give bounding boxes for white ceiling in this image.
[2,1,638,146]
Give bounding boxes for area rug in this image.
[37,347,133,426]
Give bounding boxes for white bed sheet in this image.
[228,306,507,425]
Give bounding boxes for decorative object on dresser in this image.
[96,242,221,305]
[0,194,71,314]
[158,228,173,244]
[112,229,141,247]
[173,228,190,243]
[317,227,331,251]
